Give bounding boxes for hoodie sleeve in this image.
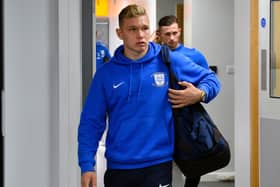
[78,71,107,173]
[169,51,221,103]
[192,48,209,69]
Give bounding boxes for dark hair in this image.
[158,15,178,27]
[118,4,147,27]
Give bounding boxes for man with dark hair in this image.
[157,15,212,187]
[157,15,209,69]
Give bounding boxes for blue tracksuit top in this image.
[173,44,209,69]
[96,41,111,70]
[78,42,220,173]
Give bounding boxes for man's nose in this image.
[169,34,175,40]
[137,30,145,38]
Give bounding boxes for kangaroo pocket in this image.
[105,116,173,163]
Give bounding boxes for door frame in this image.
[58,0,82,186]
[250,0,259,186]
[57,0,262,186]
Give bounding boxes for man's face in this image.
[158,23,181,50]
[116,15,150,60]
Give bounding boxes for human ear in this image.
[116,28,123,40]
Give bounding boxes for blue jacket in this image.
[173,44,209,69]
[96,41,111,70]
[78,42,220,173]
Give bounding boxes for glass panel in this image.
[271,1,280,97]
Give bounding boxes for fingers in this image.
[168,81,201,107]
[168,88,184,98]
[81,172,96,187]
[168,89,192,107]
[169,97,192,107]
[178,81,193,88]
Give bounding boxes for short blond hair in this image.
[118,4,147,27]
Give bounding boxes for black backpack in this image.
[161,45,231,178]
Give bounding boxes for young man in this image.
[157,15,211,187]
[157,15,209,70]
[78,4,220,187]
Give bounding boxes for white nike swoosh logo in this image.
[159,184,169,187]
[113,81,124,89]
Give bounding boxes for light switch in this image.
[226,65,235,75]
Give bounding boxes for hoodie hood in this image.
[108,42,162,101]
[111,42,162,65]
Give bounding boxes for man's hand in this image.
[168,81,203,108]
[81,171,96,187]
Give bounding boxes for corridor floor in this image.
[198,181,234,187]
[172,164,234,187]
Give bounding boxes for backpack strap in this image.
[161,45,170,65]
[160,45,177,89]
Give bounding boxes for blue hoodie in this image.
[78,42,220,173]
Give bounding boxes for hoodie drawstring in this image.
[127,63,143,101]
[127,64,133,101]
[137,63,143,97]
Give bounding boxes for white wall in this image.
[184,0,235,180]
[185,0,252,185]
[4,0,58,186]
[184,0,252,185]
[4,0,82,186]
[58,0,82,186]
[234,0,251,186]
[193,0,235,172]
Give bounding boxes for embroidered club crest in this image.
[153,72,165,87]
